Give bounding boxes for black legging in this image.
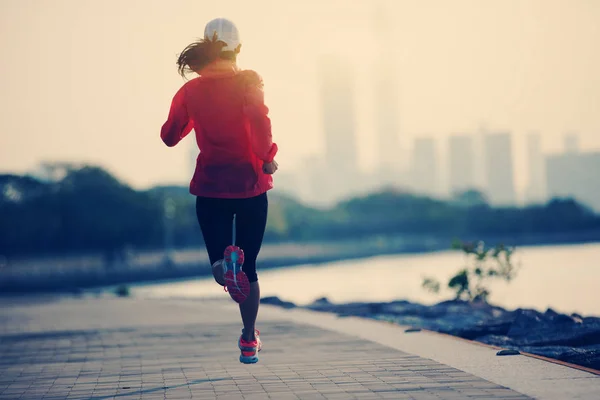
[195,193,268,282]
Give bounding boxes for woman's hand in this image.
[262,160,278,175]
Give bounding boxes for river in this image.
[131,242,600,316]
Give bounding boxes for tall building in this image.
[319,54,359,201]
[301,155,339,207]
[483,132,516,206]
[546,151,600,212]
[448,135,476,195]
[524,133,546,204]
[372,7,401,175]
[410,137,438,195]
[564,133,580,154]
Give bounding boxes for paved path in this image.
[0,295,596,399]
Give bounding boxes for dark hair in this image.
[176,33,238,78]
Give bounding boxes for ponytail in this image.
[176,32,230,78]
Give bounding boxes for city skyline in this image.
[448,135,476,195]
[546,151,600,212]
[483,132,517,206]
[525,133,545,204]
[373,6,402,176]
[410,137,438,196]
[280,126,600,209]
[317,54,360,205]
[1,0,599,198]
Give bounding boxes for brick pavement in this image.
[0,296,531,399]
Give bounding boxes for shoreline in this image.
[2,237,600,294]
[0,243,442,294]
[261,295,600,372]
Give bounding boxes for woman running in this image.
[160,17,278,364]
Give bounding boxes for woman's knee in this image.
[244,261,258,283]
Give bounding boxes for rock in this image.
[313,297,330,304]
[571,313,584,322]
[260,296,296,309]
[453,320,513,340]
[334,302,385,317]
[307,297,331,309]
[496,349,520,356]
[477,334,516,347]
[380,301,429,316]
[506,308,600,347]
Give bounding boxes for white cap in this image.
[204,18,241,52]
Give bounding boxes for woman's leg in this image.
[195,196,233,276]
[234,193,268,341]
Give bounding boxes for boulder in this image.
[260,296,296,309]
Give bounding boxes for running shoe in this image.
[238,329,261,364]
[223,245,250,304]
[211,259,226,286]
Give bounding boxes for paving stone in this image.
[0,297,533,400]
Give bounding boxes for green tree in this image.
[2,165,600,258]
[451,189,488,208]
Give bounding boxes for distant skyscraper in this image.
[524,133,546,204]
[372,7,401,175]
[411,137,438,195]
[483,132,516,206]
[546,151,600,212]
[301,155,338,206]
[319,54,359,201]
[448,135,476,195]
[564,133,580,154]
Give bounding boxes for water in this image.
[132,242,600,316]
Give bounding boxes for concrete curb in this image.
[406,325,600,377]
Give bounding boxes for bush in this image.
[423,239,519,302]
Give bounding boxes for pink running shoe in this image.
[223,245,250,304]
[238,329,262,364]
[211,260,226,286]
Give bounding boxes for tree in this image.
[451,189,488,208]
[2,165,600,258]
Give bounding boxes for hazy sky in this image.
[1,0,599,192]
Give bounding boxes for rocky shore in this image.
[262,296,600,371]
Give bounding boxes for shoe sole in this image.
[223,245,250,303]
[239,354,259,364]
[212,261,226,286]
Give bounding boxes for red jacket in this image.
[161,62,278,199]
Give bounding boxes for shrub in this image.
[423,239,519,302]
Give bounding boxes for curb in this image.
[396,321,600,376]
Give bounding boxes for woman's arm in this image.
[243,71,278,162]
[160,85,194,147]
